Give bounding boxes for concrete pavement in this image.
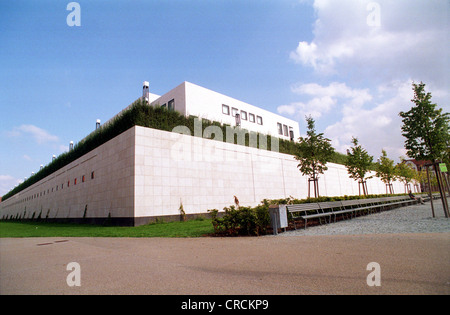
[1,233,449,295]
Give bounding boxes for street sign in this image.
[439,163,447,172]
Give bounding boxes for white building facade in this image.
[150,81,300,141]
[0,81,409,226]
[0,125,408,226]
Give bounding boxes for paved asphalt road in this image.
[1,233,449,295]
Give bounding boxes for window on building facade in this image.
[168,99,175,111]
[231,107,239,117]
[222,104,230,115]
[249,113,255,123]
[257,116,263,125]
[74,178,77,185]
[277,123,283,135]
[241,110,247,120]
[82,175,85,183]
[91,171,95,179]
[283,124,288,136]
[161,103,166,109]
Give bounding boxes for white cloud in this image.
[290,42,319,69]
[290,0,450,86]
[324,79,414,161]
[277,82,371,120]
[59,144,69,153]
[7,124,59,144]
[0,175,22,197]
[277,97,335,120]
[3,125,68,172]
[286,0,449,162]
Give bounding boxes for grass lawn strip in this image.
[0,219,214,238]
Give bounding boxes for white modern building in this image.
[0,81,407,226]
[147,81,300,141]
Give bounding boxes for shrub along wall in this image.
[208,194,409,236]
[2,99,348,201]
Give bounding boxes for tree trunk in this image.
[433,161,449,218]
[426,166,435,218]
[359,180,368,196]
[442,172,450,197]
[436,167,449,216]
[314,178,319,198]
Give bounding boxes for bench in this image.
[404,193,440,203]
[317,201,355,223]
[383,196,417,208]
[286,203,332,230]
[285,195,421,230]
[341,198,381,216]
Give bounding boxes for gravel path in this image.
[280,198,450,236]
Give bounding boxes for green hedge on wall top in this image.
[2,99,349,201]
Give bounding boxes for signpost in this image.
[433,162,449,218]
[437,163,450,213]
[426,166,435,218]
[441,164,450,197]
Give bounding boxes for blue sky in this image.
[1,0,449,196]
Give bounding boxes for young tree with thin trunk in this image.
[399,82,450,217]
[294,116,335,198]
[345,137,374,196]
[376,150,396,194]
[395,159,417,193]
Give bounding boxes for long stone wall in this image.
[0,127,136,225]
[1,125,411,226]
[133,126,408,224]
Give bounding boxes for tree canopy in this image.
[294,116,335,180]
[399,82,450,163]
[399,81,449,217]
[294,116,335,197]
[375,149,396,194]
[395,159,417,192]
[345,137,374,195]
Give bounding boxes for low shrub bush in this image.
[208,204,270,236]
[209,193,406,237]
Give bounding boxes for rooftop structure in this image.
[148,81,300,141]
